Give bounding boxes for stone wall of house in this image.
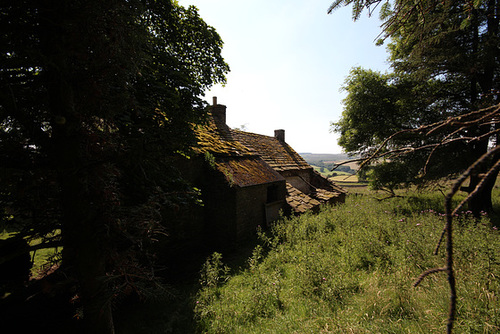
[235,184,267,241]
[162,156,206,243]
[282,169,312,194]
[235,181,286,241]
[201,164,238,247]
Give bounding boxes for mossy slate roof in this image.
[193,114,342,198]
[193,116,253,157]
[194,116,311,174]
[193,115,284,187]
[230,129,311,172]
[215,157,285,187]
[193,113,345,213]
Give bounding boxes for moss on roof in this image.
[216,157,285,187]
[193,116,253,156]
[194,114,345,201]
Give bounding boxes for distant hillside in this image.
[299,153,352,164]
[299,153,359,172]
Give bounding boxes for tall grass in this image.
[195,191,500,333]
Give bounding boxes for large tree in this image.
[331,0,500,215]
[0,1,228,332]
[330,1,500,332]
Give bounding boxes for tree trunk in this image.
[466,140,500,216]
[463,0,500,217]
[40,2,115,332]
[467,171,498,216]
[53,131,115,334]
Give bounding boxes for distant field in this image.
[333,160,360,171]
[301,153,360,172]
[312,165,337,177]
[330,174,368,192]
[330,174,359,182]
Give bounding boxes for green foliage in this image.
[331,0,500,215]
[199,252,230,289]
[365,160,420,194]
[194,192,500,333]
[333,67,403,153]
[0,0,229,329]
[204,152,217,170]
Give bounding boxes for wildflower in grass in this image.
[493,226,498,230]
[480,211,488,216]
[416,223,421,226]
[398,218,405,222]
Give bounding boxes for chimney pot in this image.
[213,96,217,106]
[274,129,285,142]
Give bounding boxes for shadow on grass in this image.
[113,236,261,334]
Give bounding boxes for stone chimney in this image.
[274,129,285,142]
[211,96,226,125]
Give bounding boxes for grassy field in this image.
[193,192,500,333]
[115,186,500,333]
[312,166,358,180]
[330,174,369,193]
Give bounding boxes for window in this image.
[267,184,279,203]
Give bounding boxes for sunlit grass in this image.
[1,229,62,279]
[29,230,62,278]
[194,190,500,333]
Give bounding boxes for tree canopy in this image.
[332,0,500,212]
[1,0,228,332]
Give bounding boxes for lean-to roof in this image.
[286,183,321,214]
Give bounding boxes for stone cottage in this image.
[175,97,346,247]
[163,97,345,259]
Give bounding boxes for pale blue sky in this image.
[178,0,390,153]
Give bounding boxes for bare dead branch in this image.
[444,190,457,334]
[414,267,447,287]
[433,225,447,256]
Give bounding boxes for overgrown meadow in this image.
[194,191,500,333]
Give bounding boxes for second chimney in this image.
[274,129,285,142]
